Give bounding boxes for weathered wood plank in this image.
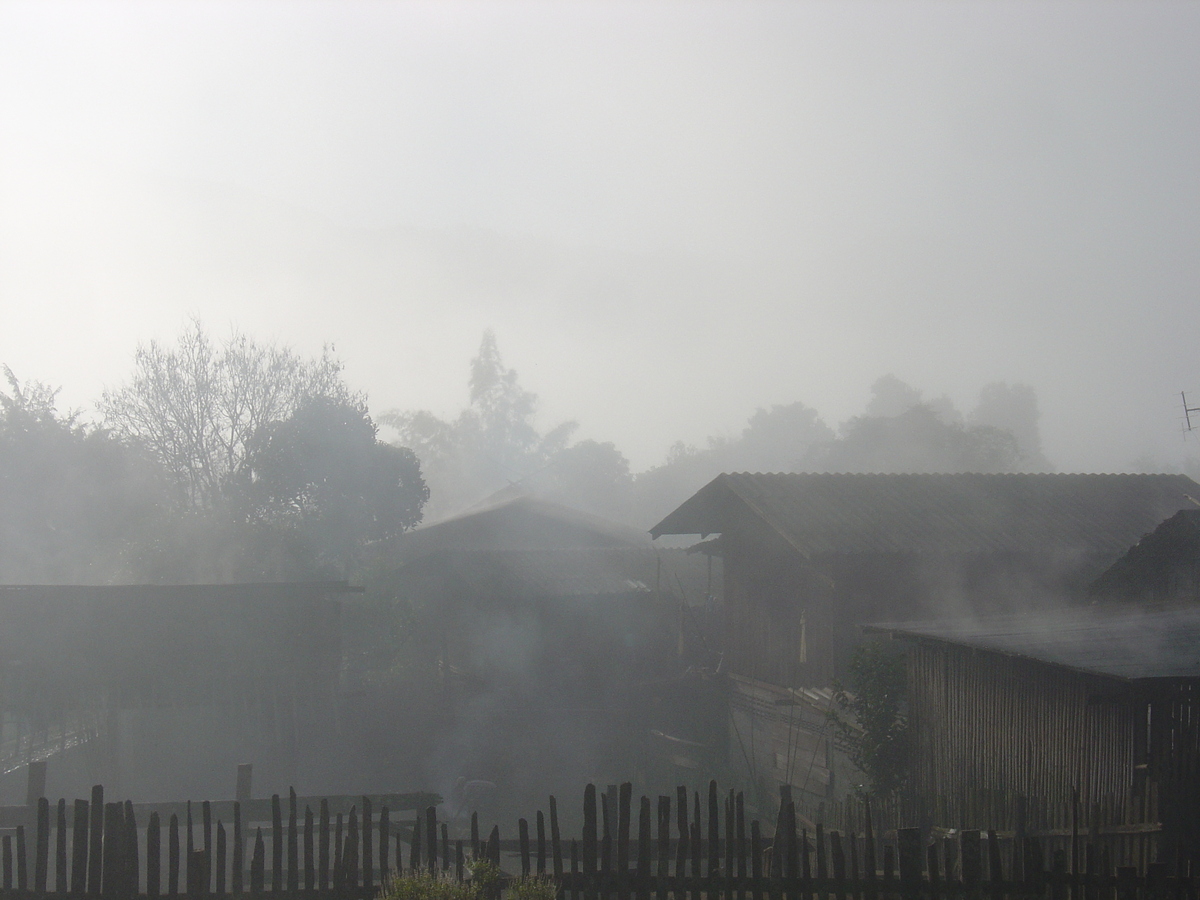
[88,785,103,895]
[319,799,330,888]
[216,821,226,896]
[305,806,315,891]
[288,790,299,893]
[538,809,547,876]
[55,798,66,894]
[148,811,161,898]
[168,814,180,896]
[552,796,564,881]
[271,794,282,893]
[232,802,243,895]
[35,795,49,892]
[363,797,374,890]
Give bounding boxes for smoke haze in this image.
[1,1,1198,476]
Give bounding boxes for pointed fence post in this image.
[35,795,50,892]
[636,796,651,900]
[425,806,437,873]
[551,796,564,881]
[288,790,299,893]
[363,797,374,891]
[148,811,161,897]
[72,799,89,894]
[318,800,330,888]
[305,806,315,891]
[584,784,599,900]
[17,824,28,891]
[88,786,103,895]
[271,794,283,893]
[520,819,532,877]
[538,810,547,876]
[250,828,265,895]
[897,828,922,900]
[232,802,243,895]
[216,821,226,895]
[378,807,389,885]
[168,814,180,895]
[55,798,67,894]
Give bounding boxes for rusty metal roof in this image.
[866,604,1200,682]
[649,472,1200,558]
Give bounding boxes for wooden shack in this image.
[0,581,357,800]
[869,605,1200,854]
[388,494,719,815]
[651,472,1200,688]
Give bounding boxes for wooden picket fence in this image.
[792,785,1166,877]
[0,780,1195,900]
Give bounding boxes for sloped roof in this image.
[393,494,650,564]
[649,472,1200,558]
[1091,509,1200,599]
[866,604,1200,682]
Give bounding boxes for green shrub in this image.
[379,869,477,900]
[508,874,557,900]
[377,859,556,900]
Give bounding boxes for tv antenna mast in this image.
[1183,392,1200,434]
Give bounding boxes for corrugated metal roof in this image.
[393,494,650,564]
[866,604,1200,681]
[649,473,1200,557]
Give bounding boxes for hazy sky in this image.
[1,1,1197,472]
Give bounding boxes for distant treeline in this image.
[0,323,1053,587]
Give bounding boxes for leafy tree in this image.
[101,322,430,581]
[382,330,576,520]
[969,382,1052,471]
[806,405,1021,474]
[240,397,428,573]
[863,375,926,419]
[808,374,1048,474]
[0,367,166,582]
[632,401,834,526]
[864,374,961,424]
[521,438,634,523]
[100,321,353,509]
[828,639,910,797]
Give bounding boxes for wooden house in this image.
[868,605,1200,854]
[387,494,720,816]
[650,472,1200,689]
[391,494,718,689]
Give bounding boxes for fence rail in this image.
[0,780,1189,900]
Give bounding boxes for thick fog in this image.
[4,2,1200,836]
[1,1,1198,477]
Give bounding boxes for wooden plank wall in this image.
[908,643,1142,817]
[721,535,832,688]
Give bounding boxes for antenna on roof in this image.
[1183,392,1200,434]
